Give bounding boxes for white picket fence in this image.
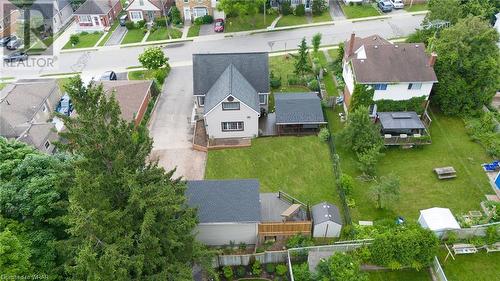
[432,256,448,281]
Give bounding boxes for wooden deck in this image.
[258,221,312,236]
[383,134,431,146]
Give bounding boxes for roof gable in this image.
[75,0,119,15]
[126,0,161,11]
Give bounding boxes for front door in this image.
[184,7,191,22]
[305,0,311,9]
[147,11,155,22]
[93,16,100,26]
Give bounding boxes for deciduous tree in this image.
[312,33,322,54]
[138,47,169,71]
[368,174,400,209]
[349,84,374,112]
[316,252,367,281]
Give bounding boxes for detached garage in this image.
[187,179,261,246]
[418,207,461,238]
[312,202,342,238]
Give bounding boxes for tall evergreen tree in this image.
[58,77,202,280]
[294,37,312,76]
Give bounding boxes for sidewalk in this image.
[52,22,77,52]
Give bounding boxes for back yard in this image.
[205,136,341,209]
[438,250,500,281]
[367,269,431,281]
[326,106,493,221]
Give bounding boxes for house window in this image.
[197,96,205,107]
[259,94,268,105]
[193,7,208,18]
[44,141,50,149]
[222,121,244,131]
[408,83,422,90]
[130,11,143,20]
[78,15,92,23]
[222,102,240,110]
[372,84,388,90]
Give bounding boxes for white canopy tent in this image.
[418,207,460,237]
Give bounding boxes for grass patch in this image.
[187,25,201,37]
[205,136,341,208]
[269,55,307,92]
[328,49,339,60]
[225,14,278,33]
[63,32,103,49]
[147,28,168,41]
[312,12,333,23]
[367,269,431,281]
[341,3,380,19]
[98,20,120,46]
[404,3,428,12]
[128,69,155,81]
[56,78,73,92]
[438,250,500,281]
[313,51,337,96]
[276,15,308,27]
[326,107,492,221]
[121,29,146,44]
[0,83,6,90]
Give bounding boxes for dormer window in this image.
[222,101,240,110]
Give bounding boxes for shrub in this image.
[318,127,330,142]
[137,19,146,28]
[252,260,262,275]
[236,265,246,278]
[202,14,214,24]
[465,112,500,158]
[374,96,426,114]
[308,79,319,91]
[80,31,89,35]
[281,0,293,16]
[155,18,167,27]
[286,234,314,249]
[270,71,282,89]
[265,263,276,274]
[312,33,322,53]
[292,263,311,281]
[223,266,233,280]
[69,34,79,46]
[170,6,182,25]
[295,4,305,16]
[339,173,354,196]
[125,21,135,30]
[238,242,247,251]
[276,264,287,276]
[312,0,327,15]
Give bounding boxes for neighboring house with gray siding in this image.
[0,80,63,153]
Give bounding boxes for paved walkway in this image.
[306,13,313,24]
[181,24,190,39]
[269,15,282,29]
[330,0,346,20]
[105,26,127,46]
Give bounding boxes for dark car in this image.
[0,35,15,46]
[378,0,393,12]
[119,14,128,26]
[3,51,28,62]
[99,70,117,81]
[214,18,224,33]
[6,37,22,50]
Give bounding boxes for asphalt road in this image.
[0,13,424,79]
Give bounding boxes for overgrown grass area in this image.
[312,12,332,23]
[98,20,120,46]
[121,29,146,44]
[367,269,431,281]
[63,32,103,49]
[225,14,278,32]
[404,3,428,12]
[341,4,380,19]
[326,107,492,221]
[128,69,155,81]
[187,25,201,37]
[205,136,341,208]
[276,15,308,27]
[438,250,500,281]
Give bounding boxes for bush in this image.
[155,18,167,27]
[465,112,500,158]
[236,265,246,278]
[281,0,293,16]
[286,234,314,249]
[265,263,276,274]
[170,6,182,25]
[292,263,311,281]
[339,173,354,196]
[137,19,146,28]
[308,79,319,91]
[276,264,288,276]
[238,242,247,251]
[125,21,135,30]
[80,31,88,35]
[69,34,79,45]
[252,260,262,276]
[312,0,327,15]
[374,96,427,114]
[223,266,233,280]
[194,14,213,25]
[270,71,282,89]
[295,4,305,16]
[288,75,308,86]
[318,127,330,142]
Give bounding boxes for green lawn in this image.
[312,12,332,23]
[225,14,278,33]
[205,136,341,208]
[404,3,428,12]
[326,108,493,221]
[328,49,339,61]
[98,20,120,46]
[121,29,146,44]
[63,32,103,49]
[128,69,155,80]
[0,83,6,90]
[270,55,309,93]
[313,51,337,96]
[187,25,201,37]
[367,269,431,281]
[146,27,182,42]
[438,250,500,281]
[276,15,308,27]
[341,4,380,19]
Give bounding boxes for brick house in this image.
[74,0,122,32]
[126,0,175,23]
[0,0,20,37]
[175,0,224,22]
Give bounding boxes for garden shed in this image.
[312,202,342,238]
[274,93,327,135]
[418,207,461,238]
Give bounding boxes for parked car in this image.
[99,70,117,81]
[0,35,15,46]
[378,0,393,12]
[6,37,23,50]
[119,14,128,26]
[3,51,28,62]
[389,0,404,9]
[214,18,224,33]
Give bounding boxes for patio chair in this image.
[482,164,499,172]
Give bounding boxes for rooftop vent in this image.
[391,113,412,119]
[374,45,378,49]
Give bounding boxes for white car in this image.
[390,0,404,9]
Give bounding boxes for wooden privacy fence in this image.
[214,250,288,267]
[442,223,500,240]
[258,221,312,236]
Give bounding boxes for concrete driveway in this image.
[330,0,346,20]
[105,26,127,46]
[199,24,216,36]
[148,66,207,180]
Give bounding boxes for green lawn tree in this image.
[294,37,312,76]
[138,47,169,71]
[58,76,212,280]
[312,33,322,54]
[368,174,400,209]
[316,252,367,281]
[0,228,32,276]
[349,84,374,112]
[432,16,500,115]
[312,0,327,15]
[426,0,463,25]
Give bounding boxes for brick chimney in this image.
[347,32,355,57]
[428,52,437,67]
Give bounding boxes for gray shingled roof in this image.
[377,112,425,130]
[274,93,326,125]
[186,179,261,223]
[192,53,269,96]
[312,202,342,225]
[204,64,260,115]
[75,0,119,15]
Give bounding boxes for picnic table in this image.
[452,243,477,255]
[434,166,457,180]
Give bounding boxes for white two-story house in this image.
[192,53,269,139]
[342,33,438,110]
